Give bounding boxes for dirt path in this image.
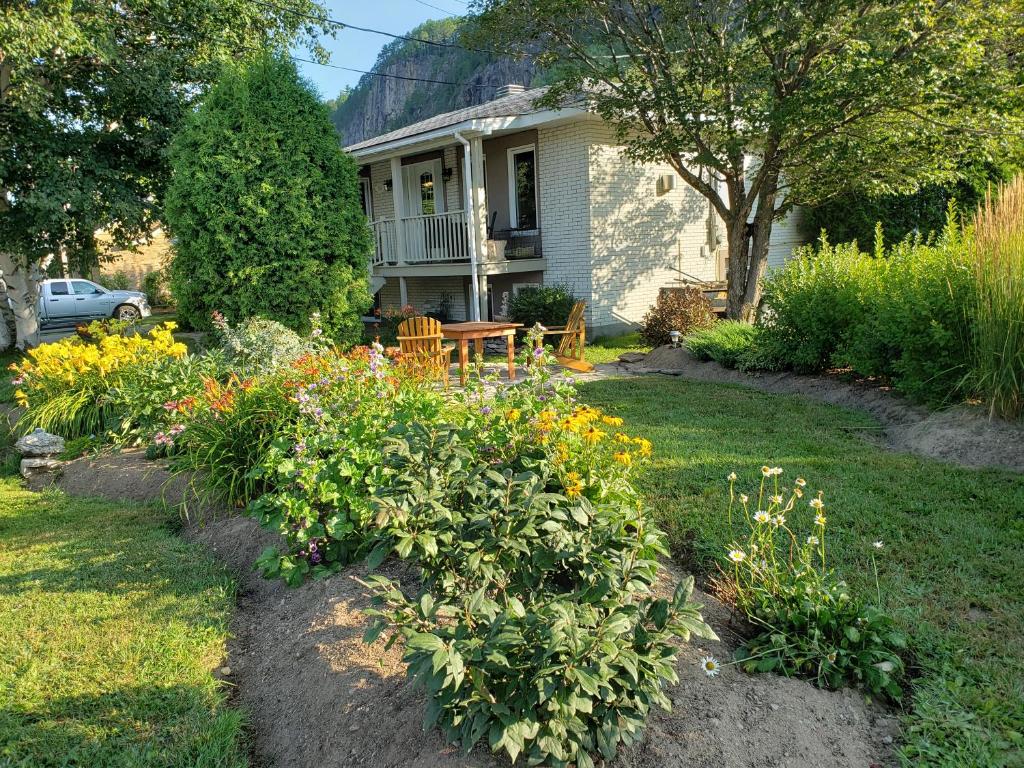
[35,450,898,768]
[593,347,1024,473]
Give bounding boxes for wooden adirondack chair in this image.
[534,301,594,373]
[396,316,455,386]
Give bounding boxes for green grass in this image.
[580,376,1024,767]
[0,477,248,766]
[585,332,650,365]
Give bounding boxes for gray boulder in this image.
[618,352,648,364]
[20,457,63,480]
[15,428,65,457]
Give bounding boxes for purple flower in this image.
[294,441,307,454]
[533,346,545,359]
[481,406,492,415]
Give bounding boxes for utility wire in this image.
[251,0,511,56]
[410,0,464,15]
[288,52,496,88]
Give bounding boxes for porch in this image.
[354,128,545,318]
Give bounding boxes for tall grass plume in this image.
[971,176,1024,420]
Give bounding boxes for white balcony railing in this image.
[370,210,470,266]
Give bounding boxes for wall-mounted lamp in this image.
[657,174,677,195]
[442,167,454,183]
[383,178,393,192]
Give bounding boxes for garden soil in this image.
[607,347,1024,472]
[39,450,898,768]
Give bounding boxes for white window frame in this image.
[402,159,445,217]
[506,144,538,234]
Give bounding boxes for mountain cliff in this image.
[328,18,541,146]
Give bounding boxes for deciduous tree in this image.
[475,0,1021,319]
[0,0,327,349]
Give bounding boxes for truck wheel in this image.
[115,304,140,322]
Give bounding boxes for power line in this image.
[251,0,509,57]
[410,0,464,15]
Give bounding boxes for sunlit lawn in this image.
[581,375,1024,767]
[0,458,246,765]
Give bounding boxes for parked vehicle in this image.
[36,279,151,327]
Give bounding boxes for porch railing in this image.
[369,211,470,265]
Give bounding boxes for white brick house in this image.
[346,85,805,337]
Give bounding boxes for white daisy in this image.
[699,656,721,678]
[810,497,825,510]
[728,472,737,482]
[754,510,771,524]
[772,514,786,527]
[807,535,820,546]
[815,514,827,527]
[770,494,783,505]
[770,467,784,476]
[727,549,746,563]
[795,477,807,487]
[739,494,749,504]
[873,541,884,549]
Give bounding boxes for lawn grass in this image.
[0,473,247,765]
[585,332,650,365]
[580,375,1024,767]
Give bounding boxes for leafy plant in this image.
[99,270,133,290]
[508,283,577,329]
[969,176,1024,419]
[9,321,187,438]
[756,237,876,373]
[685,321,757,368]
[142,268,173,307]
[721,468,906,699]
[640,288,715,347]
[165,52,372,343]
[212,312,328,376]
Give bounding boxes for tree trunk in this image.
[723,171,780,322]
[0,252,42,350]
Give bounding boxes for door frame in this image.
[401,159,445,217]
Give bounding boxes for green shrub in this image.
[724,469,906,700]
[970,177,1024,419]
[685,321,757,368]
[756,238,876,373]
[142,268,172,307]
[508,283,577,329]
[99,270,133,291]
[165,52,372,344]
[248,348,716,766]
[213,313,326,375]
[640,288,715,347]
[363,418,714,768]
[840,222,973,404]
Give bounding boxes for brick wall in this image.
[94,229,171,291]
[536,122,595,320]
[378,276,470,321]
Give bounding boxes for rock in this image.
[20,457,63,479]
[15,428,65,458]
[618,351,648,364]
[220,666,232,676]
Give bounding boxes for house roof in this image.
[345,86,583,155]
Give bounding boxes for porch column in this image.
[390,156,406,265]
[470,137,489,321]
[399,276,408,308]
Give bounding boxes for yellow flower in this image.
[615,432,632,444]
[582,426,606,445]
[613,451,632,466]
[507,408,521,422]
[632,437,652,457]
[601,415,624,427]
[14,389,28,407]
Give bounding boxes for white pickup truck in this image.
[36,278,151,327]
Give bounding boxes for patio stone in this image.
[15,428,65,457]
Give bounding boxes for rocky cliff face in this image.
[330,19,541,146]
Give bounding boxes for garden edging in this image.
[598,347,1024,473]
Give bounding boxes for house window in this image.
[419,170,436,215]
[507,145,537,231]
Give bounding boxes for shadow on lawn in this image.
[1,683,247,767]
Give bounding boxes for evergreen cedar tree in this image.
[165,53,372,344]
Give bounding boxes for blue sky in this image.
[294,0,465,100]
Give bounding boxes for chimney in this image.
[495,83,526,98]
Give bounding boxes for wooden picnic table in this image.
[441,321,523,386]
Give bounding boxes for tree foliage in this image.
[165,53,372,342]
[473,0,1022,319]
